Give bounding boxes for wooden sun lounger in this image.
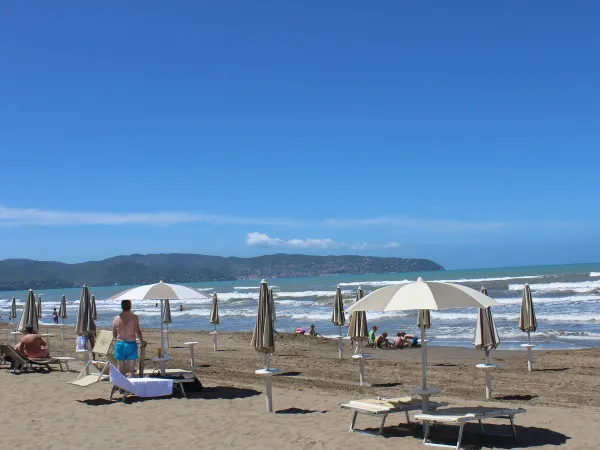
[341,397,446,436]
[415,406,527,450]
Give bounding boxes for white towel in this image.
[109,364,173,397]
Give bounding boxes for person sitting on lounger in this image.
[367,326,378,347]
[113,300,147,377]
[375,332,390,348]
[15,325,50,358]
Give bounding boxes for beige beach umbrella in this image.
[58,295,68,340]
[75,285,96,338]
[9,297,17,322]
[268,288,276,328]
[18,289,39,333]
[519,283,537,371]
[91,295,98,321]
[209,293,220,351]
[37,295,42,319]
[348,287,370,386]
[331,286,345,359]
[347,277,500,412]
[251,280,279,412]
[108,280,208,358]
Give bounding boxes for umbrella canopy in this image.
[59,295,68,319]
[9,297,17,320]
[109,280,209,302]
[474,307,501,351]
[209,293,219,325]
[18,290,39,333]
[268,288,276,326]
[331,286,345,327]
[348,277,499,312]
[37,295,42,319]
[162,299,172,323]
[75,285,96,336]
[347,287,368,341]
[519,284,537,333]
[251,280,275,355]
[91,295,98,321]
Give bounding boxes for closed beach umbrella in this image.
[162,299,172,349]
[59,295,68,340]
[268,288,275,327]
[109,281,209,357]
[9,297,17,322]
[209,293,220,352]
[18,289,39,333]
[331,286,345,359]
[209,293,219,325]
[75,285,96,337]
[474,304,501,400]
[251,280,278,412]
[37,295,42,319]
[519,283,537,371]
[348,287,369,385]
[347,277,500,411]
[91,295,98,321]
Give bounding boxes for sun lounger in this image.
[108,364,173,401]
[0,344,69,373]
[341,397,446,436]
[69,330,116,386]
[415,406,527,449]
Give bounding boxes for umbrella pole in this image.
[61,319,65,340]
[338,325,343,359]
[160,299,165,357]
[527,331,533,372]
[213,323,218,352]
[421,323,427,390]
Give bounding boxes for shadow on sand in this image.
[371,382,403,388]
[533,368,569,372]
[375,423,569,448]
[496,394,538,401]
[277,371,302,377]
[276,407,327,415]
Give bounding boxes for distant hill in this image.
[0,253,444,291]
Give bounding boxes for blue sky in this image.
[1,1,599,269]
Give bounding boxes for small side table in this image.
[209,331,218,352]
[255,367,281,412]
[351,353,372,386]
[476,363,498,400]
[410,387,441,413]
[184,341,200,369]
[152,356,173,376]
[54,356,77,372]
[521,344,535,372]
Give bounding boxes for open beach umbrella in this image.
[347,277,499,411]
[251,280,278,412]
[109,280,208,356]
[91,295,98,321]
[37,295,42,319]
[9,297,17,322]
[331,286,345,359]
[519,283,537,371]
[75,285,96,338]
[18,289,39,333]
[58,295,68,339]
[209,293,220,351]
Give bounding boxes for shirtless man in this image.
[113,300,146,377]
[16,325,49,358]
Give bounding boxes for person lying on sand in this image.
[375,332,390,348]
[295,327,306,335]
[15,325,50,358]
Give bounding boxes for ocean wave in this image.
[337,280,410,287]
[274,290,353,299]
[234,286,279,290]
[495,295,600,305]
[338,274,546,289]
[509,280,600,293]
[433,311,600,322]
[590,272,600,277]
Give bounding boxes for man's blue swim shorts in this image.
[114,340,138,361]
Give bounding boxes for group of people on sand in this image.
[368,325,420,349]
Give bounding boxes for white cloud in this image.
[245,232,338,249]
[245,232,400,251]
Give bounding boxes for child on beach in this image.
[52,308,59,324]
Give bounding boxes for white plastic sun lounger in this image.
[415,406,527,450]
[341,397,446,436]
[109,364,173,401]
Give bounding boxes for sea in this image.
[2,263,600,350]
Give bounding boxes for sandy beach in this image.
[1,323,599,449]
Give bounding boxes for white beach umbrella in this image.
[109,280,208,356]
[519,283,537,371]
[347,277,499,411]
[209,293,220,351]
[9,297,17,322]
[58,295,68,340]
[18,289,39,333]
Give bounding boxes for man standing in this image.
[112,300,146,377]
